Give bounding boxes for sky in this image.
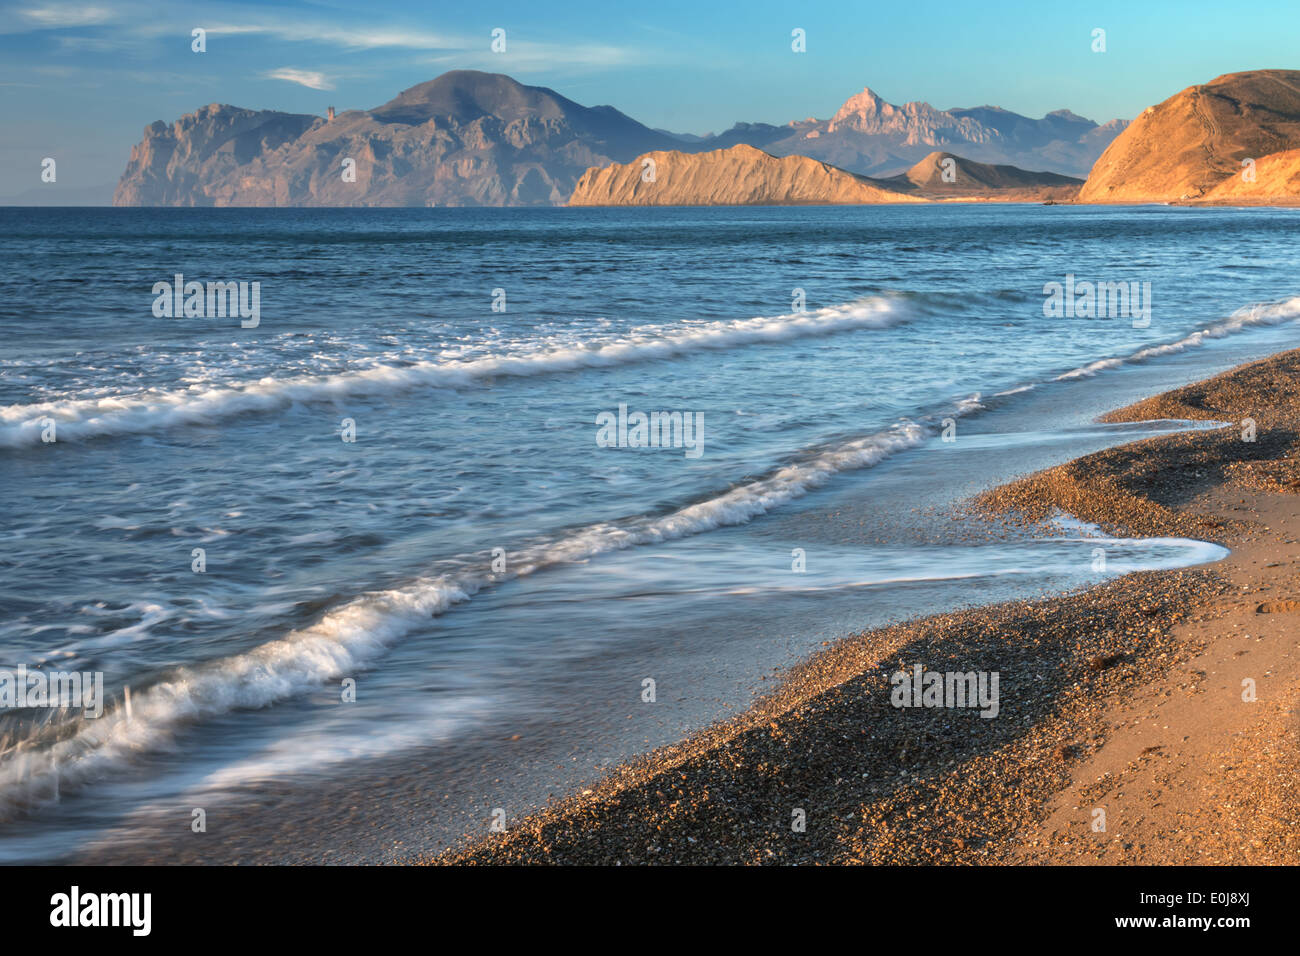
[3,0,1299,196]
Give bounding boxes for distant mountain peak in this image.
[829,87,892,127]
[839,86,887,108]
[824,86,988,142]
[370,70,576,125]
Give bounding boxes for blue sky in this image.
[3,0,1298,194]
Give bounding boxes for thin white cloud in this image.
[116,14,648,65]
[19,4,115,27]
[206,21,458,50]
[0,7,454,47]
[2,5,664,79]
[264,67,334,91]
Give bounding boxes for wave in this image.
[3,292,1292,807]
[0,402,970,814]
[0,296,908,447]
[1055,295,1300,381]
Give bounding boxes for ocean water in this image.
[1,204,1297,863]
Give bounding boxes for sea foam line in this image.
[0,297,907,447]
[1055,295,1300,381]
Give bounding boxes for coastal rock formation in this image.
[567,145,924,206]
[569,146,1085,205]
[114,71,689,206]
[1079,70,1300,202]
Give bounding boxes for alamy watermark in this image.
[50,886,150,936]
[596,403,704,458]
[152,273,260,328]
[890,663,999,718]
[0,666,104,718]
[1043,274,1150,328]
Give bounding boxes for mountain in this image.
[567,144,924,206]
[114,71,688,206]
[746,88,1126,179]
[881,151,1082,199]
[114,70,1125,207]
[1079,70,1300,202]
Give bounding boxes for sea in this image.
[1,203,1297,863]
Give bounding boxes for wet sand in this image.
[427,348,1300,865]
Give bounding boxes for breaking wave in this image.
[1056,295,1300,381]
[0,296,909,447]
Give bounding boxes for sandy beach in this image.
[430,348,1300,865]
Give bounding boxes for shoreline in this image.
[427,347,1300,865]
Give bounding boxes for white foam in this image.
[0,297,908,447]
[1055,295,1300,381]
[1048,513,1229,570]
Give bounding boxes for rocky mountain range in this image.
[113,70,1125,207]
[740,88,1125,179]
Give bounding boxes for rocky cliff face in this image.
[568,145,924,205]
[1079,70,1300,202]
[113,106,321,206]
[114,71,687,207]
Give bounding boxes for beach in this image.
[6,205,1300,866]
[432,348,1300,865]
